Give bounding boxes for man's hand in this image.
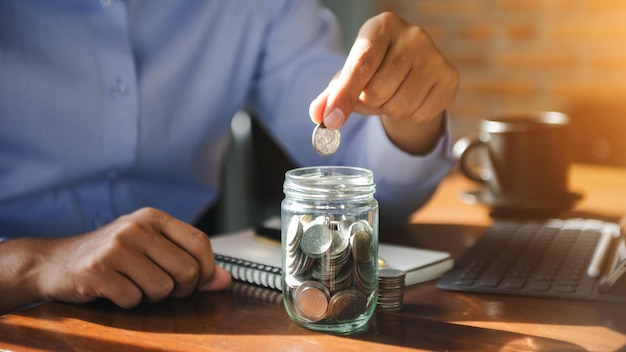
[309,12,459,155]
[0,207,231,313]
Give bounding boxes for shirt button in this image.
[112,79,129,98]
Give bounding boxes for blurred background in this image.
[212,0,626,232]
[325,0,626,166]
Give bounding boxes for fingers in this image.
[113,225,192,300]
[141,212,233,293]
[105,208,231,304]
[311,12,458,134]
[320,21,390,129]
[34,208,231,310]
[412,75,458,123]
[135,208,228,295]
[198,266,232,292]
[357,32,412,112]
[374,57,450,123]
[93,271,144,309]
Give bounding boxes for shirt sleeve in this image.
[248,0,454,228]
[353,112,454,227]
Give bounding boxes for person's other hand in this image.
[35,207,231,308]
[309,12,459,155]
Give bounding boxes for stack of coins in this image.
[376,268,406,312]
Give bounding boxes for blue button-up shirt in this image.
[0,0,452,238]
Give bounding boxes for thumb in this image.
[309,76,353,129]
[198,266,232,292]
[319,63,362,130]
[309,72,358,130]
[309,87,330,125]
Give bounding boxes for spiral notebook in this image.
[211,226,453,292]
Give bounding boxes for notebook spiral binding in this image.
[229,281,283,305]
[214,254,283,291]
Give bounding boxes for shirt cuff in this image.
[353,110,453,184]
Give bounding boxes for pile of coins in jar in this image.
[283,214,377,324]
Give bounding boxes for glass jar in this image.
[281,166,379,334]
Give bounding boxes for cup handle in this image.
[452,134,486,183]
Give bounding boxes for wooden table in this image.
[2,164,626,351]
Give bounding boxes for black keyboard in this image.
[437,218,626,303]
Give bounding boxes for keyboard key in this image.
[502,278,526,289]
[554,285,576,293]
[454,279,474,286]
[477,275,502,287]
[528,281,551,291]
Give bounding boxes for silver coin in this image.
[337,219,352,237]
[351,230,373,263]
[303,215,328,232]
[312,122,341,156]
[286,215,303,248]
[355,261,377,291]
[378,268,406,279]
[348,220,373,236]
[329,224,350,256]
[300,224,333,258]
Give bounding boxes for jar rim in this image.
[283,166,376,199]
[285,166,373,183]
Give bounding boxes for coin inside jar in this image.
[351,230,373,263]
[293,281,330,322]
[328,290,367,322]
[312,122,341,156]
[300,223,333,258]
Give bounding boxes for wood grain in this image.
[1,164,625,352]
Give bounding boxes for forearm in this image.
[0,238,48,314]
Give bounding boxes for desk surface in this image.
[2,164,626,352]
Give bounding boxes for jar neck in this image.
[283,166,376,201]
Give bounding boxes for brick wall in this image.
[373,0,626,165]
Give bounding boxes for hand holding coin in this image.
[308,12,458,156]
